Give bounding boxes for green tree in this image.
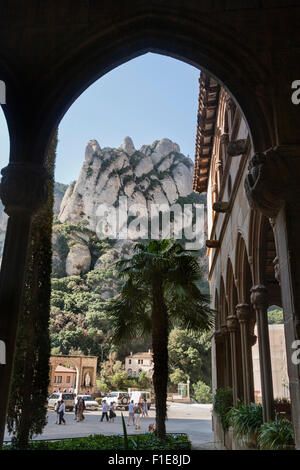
[268,306,284,324]
[7,131,57,448]
[169,369,188,387]
[193,380,212,403]
[168,328,211,386]
[108,239,213,439]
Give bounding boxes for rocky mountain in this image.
[59,137,194,230]
[0,138,207,288]
[53,137,207,280]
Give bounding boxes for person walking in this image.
[100,399,109,422]
[109,402,116,423]
[134,403,142,430]
[55,400,61,424]
[142,399,148,418]
[77,397,85,422]
[58,400,66,425]
[127,400,135,426]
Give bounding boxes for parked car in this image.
[75,394,99,411]
[47,392,75,411]
[129,391,151,410]
[103,392,130,410]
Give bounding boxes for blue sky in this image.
[0,53,200,185]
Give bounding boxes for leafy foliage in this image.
[267,306,284,324]
[168,328,211,387]
[213,387,233,431]
[4,433,191,451]
[257,414,295,450]
[193,380,212,404]
[227,403,263,440]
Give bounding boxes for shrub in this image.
[258,414,295,450]
[4,433,191,451]
[227,403,263,440]
[193,380,212,404]
[213,387,233,431]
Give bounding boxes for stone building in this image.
[125,350,153,378]
[51,365,77,393]
[193,72,298,448]
[0,1,299,449]
[49,355,98,396]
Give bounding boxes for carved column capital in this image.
[227,139,248,157]
[226,315,238,332]
[244,146,300,218]
[250,284,268,310]
[236,303,251,323]
[0,163,50,215]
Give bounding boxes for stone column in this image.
[220,324,231,388]
[0,162,49,447]
[226,315,239,404]
[250,285,274,421]
[236,303,255,403]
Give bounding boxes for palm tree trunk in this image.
[152,276,168,439]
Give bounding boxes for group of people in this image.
[55,398,150,431]
[100,399,149,430]
[55,397,86,425]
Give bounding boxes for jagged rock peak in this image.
[121,136,136,155]
[149,138,180,165]
[85,139,101,163]
[152,138,180,155]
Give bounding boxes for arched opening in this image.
[258,218,289,402]
[0,10,284,448]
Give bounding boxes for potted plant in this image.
[258,414,295,450]
[227,403,263,449]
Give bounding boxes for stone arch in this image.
[2,7,275,170]
[225,257,238,315]
[235,232,253,304]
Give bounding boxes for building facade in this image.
[193,72,298,448]
[51,365,77,393]
[49,355,98,396]
[125,350,153,378]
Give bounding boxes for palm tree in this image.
[108,239,213,439]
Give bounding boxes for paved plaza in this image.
[4,403,213,449]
